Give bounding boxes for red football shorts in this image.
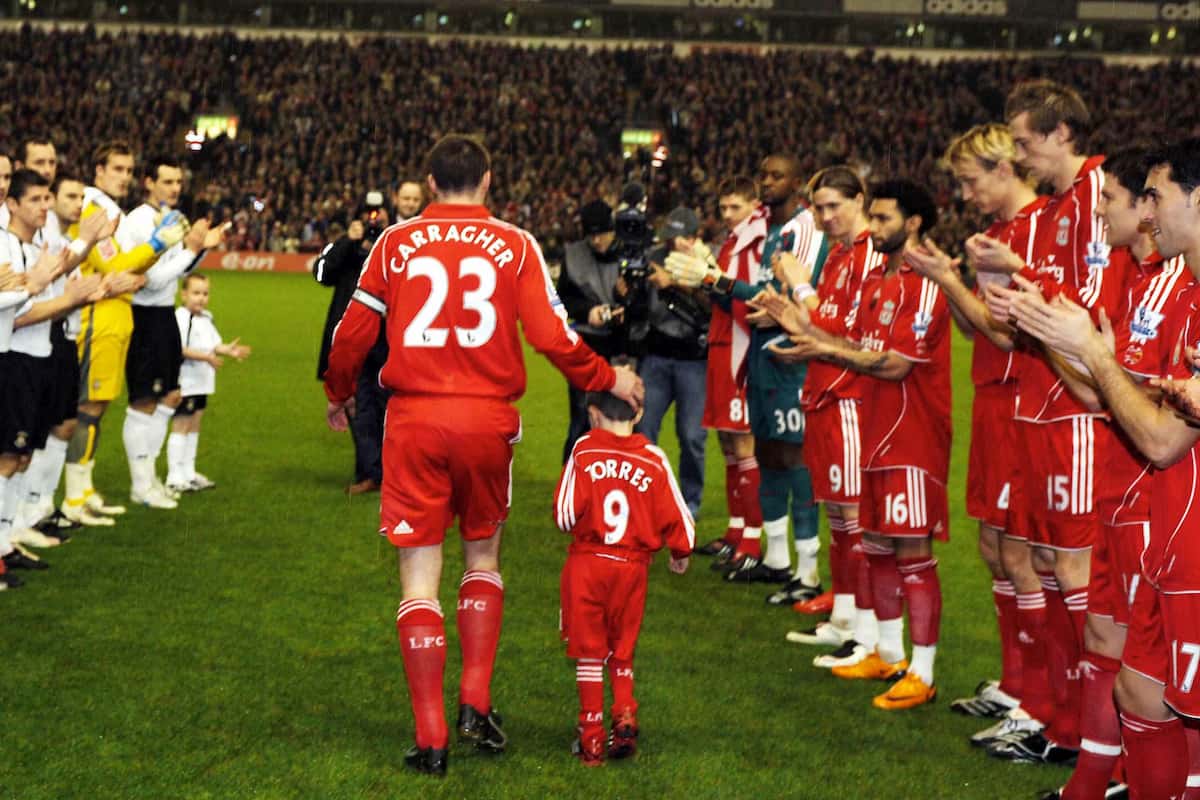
[379,395,521,547]
[1088,521,1149,626]
[1004,417,1033,542]
[859,466,949,541]
[1162,590,1200,718]
[702,343,750,433]
[804,399,862,505]
[1122,578,1168,688]
[559,551,649,662]
[1011,417,1100,551]
[967,383,1017,530]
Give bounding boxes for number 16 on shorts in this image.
[861,467,949,539]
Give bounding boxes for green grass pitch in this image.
[2,272,1070,799]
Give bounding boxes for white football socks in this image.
[831,594,857,632]
[793,536,820,585]
[123,409,155,494]
[762,517,790,570]
[910,644,937,685]
[148,404,174,464]
[184,432,200,482]
[877,617,906,665]
[0,474,16,557]
[167,432,187,485]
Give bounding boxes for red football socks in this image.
[1184,722,1200,799]
[396,599,448,749]
[853,530,873,612]
[457,569,505,713]
[1121,711,1188,799]
[897,556,941,647]
[1061,652,1121,800]
[864,541,903,622]
[1042,572,1082,749]
[576,658,605,730]
[724,455,744,545]
[828,516,851,596]
[608,657,637,714]
[1015,588,1054,725]
[993,579,1023,699]
[1063,587,1089,654]
[738,456,762,529]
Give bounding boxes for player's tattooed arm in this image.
[769,332,912,380]
[822,345,913,380]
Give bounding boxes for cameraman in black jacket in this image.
[555,199,627,462]
[314,188,419,494]
[638,206,711,517]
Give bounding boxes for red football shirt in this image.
[1133,266,1200,591]
[710,213,764,388]
[554,429,695,562]
[854,264,952,478]
[709,214,764,349]
[1104,253,1191,525]
[1014,156,1135,422]
[324,203,616,404]
[802,229,886,411]
[971,197,1047,387]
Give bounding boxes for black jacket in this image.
[556,239,624,358]
[643,245,710,361]
[313,236,386,380]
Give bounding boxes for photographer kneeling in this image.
[637,207,711,517]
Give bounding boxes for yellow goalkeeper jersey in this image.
[71,189,158,337]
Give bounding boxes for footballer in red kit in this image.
[965,203,1042,531]
[1005,153,1131,552]
[1010,148,1187,798]
[555,386,693,766]
[854,262,952,542]
[802,227,883,506]
[323,135,643,777]
[971,82,1125,764]
[1009,138,1200,799]
[696,176,764,563]
[762,179,948,711]
[904,123,1048,732]
[781,166,883,658]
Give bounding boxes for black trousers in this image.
[351,367,388,483]
[562,382,591,464]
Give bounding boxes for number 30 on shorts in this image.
[773,407,803,435]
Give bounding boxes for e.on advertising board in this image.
[197,250,316,274]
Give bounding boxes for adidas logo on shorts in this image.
[393,520,415,535]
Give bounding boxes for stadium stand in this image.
[2,24,1197,261]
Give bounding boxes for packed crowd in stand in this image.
[1,26,1198,258]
